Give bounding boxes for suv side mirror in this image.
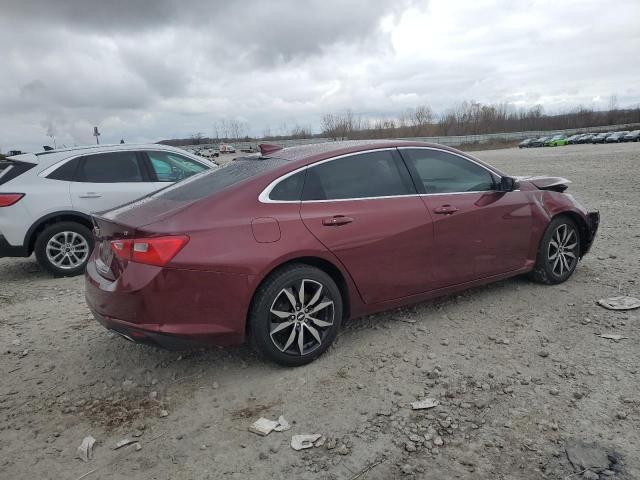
[498,176,518,192]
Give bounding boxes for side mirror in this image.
[498,176,518,192]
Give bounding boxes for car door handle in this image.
[322,215,354,226]
[79,192,102,198]
[433,205,458,215]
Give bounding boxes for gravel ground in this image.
[1,142,639,480]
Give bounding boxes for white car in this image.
[0,143,215,276]
[219,144,236,153]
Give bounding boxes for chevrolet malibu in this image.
[86,141,599,366]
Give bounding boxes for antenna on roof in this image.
[258,143,282,156]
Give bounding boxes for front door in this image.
[299,149,436,303]
[400,147,533,287]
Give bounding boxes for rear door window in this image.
[145,151,208,182]
[47,157,81,181]
[77,152,145,183]
[302,150,414,201]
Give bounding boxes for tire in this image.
[248,264,343,366]
[529,216,581,285]
[34,221,94,277]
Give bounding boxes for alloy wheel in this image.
[547,223,578,277]
[45,231,90,270]
[269,279,335,356]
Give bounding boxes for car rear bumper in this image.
[0,234,29,258]
[85,257,254,348]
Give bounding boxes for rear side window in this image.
[269,171,305,201]
[403,149,495,194]
[0,160,36,185]
[145,151,208,182]
[302,150,414,201]
[47,157,80,181]
[77,152,144,183]
[152,158,288,202]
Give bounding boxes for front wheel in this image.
[529,216,581,284]
[34,221,94,277]
[248,264,343,366]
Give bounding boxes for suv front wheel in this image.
[34,221,94,277]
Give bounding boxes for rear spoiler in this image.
[516,175,570,193]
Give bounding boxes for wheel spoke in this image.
[548,250,559,260]
[282,288,297,310]
[309,316,332,328]
[564,230,576,246]
[270,308,292,319]
[307,284,323,308]
[282,327,297,352]
[564,242,577,250]
[309,300,333,315]
[565,251,576,259]
[306,323,322,344]
[298,325,305,355]
[298,280,306,307]
[271,320,294,335]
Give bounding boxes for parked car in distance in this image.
[623,130,640,142]
[544,135,568,147]
[219,144,236,153]
[605,131,630,143]
[0,144,216,276]
[577,133,595,144]
[566,134,582,144]
[86,140,599,366]
[518,138,536,148]
[591,133,609,144]
[529,136,551,147]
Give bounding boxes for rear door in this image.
[299,149,436,304]
[70,151,158,213]
[400,147,533,287]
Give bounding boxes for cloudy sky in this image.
[1,0,639,152]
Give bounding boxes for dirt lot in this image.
[1,142,639,479]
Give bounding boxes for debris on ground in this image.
[249,415,291,436]
[273,415,290,432]
[159,409,169,418]
[76,436,96,462]
[597,296,640,311]
[410,398,439,410]
[291,434,322,451]
[249,418,280,436]
[597,333,628,341]
[114,438,137,450]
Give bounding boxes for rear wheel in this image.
[35,221,94,277]
[249,264,342,366]
[529,216,581,284]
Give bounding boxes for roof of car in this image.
[268,139,460,162]
[34,143,184,156]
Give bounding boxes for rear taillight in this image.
[0,193,24,207]
[110,235,189,266]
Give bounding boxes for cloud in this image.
[0,0,639,152]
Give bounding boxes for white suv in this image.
[0,143,215,276]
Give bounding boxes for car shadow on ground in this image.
[83,274,539,376]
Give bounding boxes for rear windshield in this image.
[151,158,286,202]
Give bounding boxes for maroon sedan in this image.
[86,141,599,365]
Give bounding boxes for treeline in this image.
[320,102,640,140]
[160,101,640,146]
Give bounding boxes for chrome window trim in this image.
[258,146,504,204]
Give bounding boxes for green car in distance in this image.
[544,134,569,147]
